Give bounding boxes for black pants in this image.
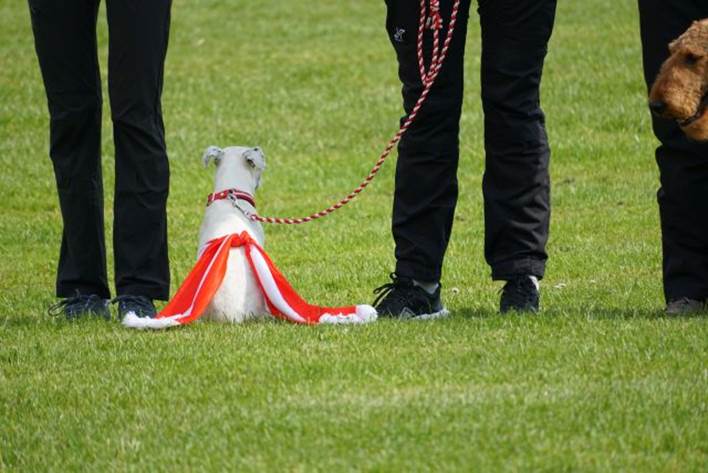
[385,0,556,282]
[29,0,171,300]
[638,0,708,302]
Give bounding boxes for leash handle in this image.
[252,0,461,225]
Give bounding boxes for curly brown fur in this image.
[649,19,708,141]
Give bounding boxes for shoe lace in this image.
[110,295,153,313]
[47,291,104,317]
[373,273,416,307]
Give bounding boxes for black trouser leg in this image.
[638,0,708,302]
[107,0,171,300]
[28,0,110,299]
[385,0,472,282]
[479,0,556,280]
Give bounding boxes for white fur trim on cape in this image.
[122,312,182,330]
[318,304,378,324]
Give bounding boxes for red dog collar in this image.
[206,188,256,208]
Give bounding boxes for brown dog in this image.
[649,19,708,141]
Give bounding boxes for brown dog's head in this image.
[649,19,708,141]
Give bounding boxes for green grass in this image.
[0,0,706,471]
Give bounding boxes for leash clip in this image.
[228,190,253,219]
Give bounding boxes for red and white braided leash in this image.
[245,0,461,225]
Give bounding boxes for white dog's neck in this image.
[213,162,256,196]
[199,165,264,251]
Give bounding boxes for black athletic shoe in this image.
[48,292,110,320]
[500,275,540,313]
[373,273,449,320]
[666,297,705,315]
[111,295,156,319]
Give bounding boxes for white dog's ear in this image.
[244,147,266,171]
[202,146,224,167]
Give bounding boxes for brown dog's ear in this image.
[668,38,679,54]
[202,146,224,167]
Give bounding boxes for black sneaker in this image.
[111,295,156,319]
[373,273,449,320]
[500,275,540,313]
[666,297,705,315]
[48,292,110,320]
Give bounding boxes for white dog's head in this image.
[202,145,266,194]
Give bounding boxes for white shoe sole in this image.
[410,307,450,321]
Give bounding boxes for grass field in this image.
[1,0,706,471]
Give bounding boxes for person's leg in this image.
[478,0,556,282]
[386,0,472,283]
[107,0,172,302]
[373,0,471,318]
[28,0,109,299]
[638,0,708,305]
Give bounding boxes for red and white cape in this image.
[123,232,377,329]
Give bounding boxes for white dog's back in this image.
[208,248,267,323]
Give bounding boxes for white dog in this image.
[200,145,268,323]
[121,144,377,329]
